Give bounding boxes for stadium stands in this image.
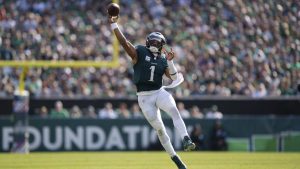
[0,0,299,99]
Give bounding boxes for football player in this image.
[108,15,195,169]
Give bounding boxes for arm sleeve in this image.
[167,60,178,80]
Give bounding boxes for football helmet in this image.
[146,32,166,53]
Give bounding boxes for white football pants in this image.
[138,88,189,156]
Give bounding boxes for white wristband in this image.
[167,60,178,80]
[111,23,119,30]
[167,60,177,73]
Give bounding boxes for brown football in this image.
[107,3,120,16]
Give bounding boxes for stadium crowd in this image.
[35,100,221,119]
[0,0,299,98]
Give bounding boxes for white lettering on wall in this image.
[65,127,84,150]
[28,127,41,150]
[86,126,105,150]
[105,126,125,150]
[123,126,140,150]
[1,124,186,151]
[150,128,158,144]
[2,127,13,151]
[141,126,150,149]
[43,127,62,150]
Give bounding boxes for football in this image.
[107,3,120,16]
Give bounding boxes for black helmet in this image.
[146,32,166,53]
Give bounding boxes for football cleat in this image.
[171,155,187,169]
[183,136,196,151]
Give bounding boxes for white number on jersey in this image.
[148,65,155,82]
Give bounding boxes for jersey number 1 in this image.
[148,66,155,82]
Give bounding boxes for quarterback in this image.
[108,15,195,169]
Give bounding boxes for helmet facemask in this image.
[146,32,166,55]
[148,39,161,53]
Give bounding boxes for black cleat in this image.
[183,136,196,151]
[171,155,187,169]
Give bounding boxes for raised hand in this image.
[108,15,119,24]
[163,47,175,61]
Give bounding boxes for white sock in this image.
[157,129,176,157]
[173,117,189,140]
[169,108,189,140]
[161,140,176,157]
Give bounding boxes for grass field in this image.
[0,152,299,169]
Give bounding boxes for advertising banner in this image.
[1,118,300,152]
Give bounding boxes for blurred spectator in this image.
[50,101,70,118]
[190,105,204,119]
[252,83,267,98]
[83,105,97,118]
[70,105,82,118]
[0,83,5,97]
[36,106,48,118]
[177,102,190,119]
[206,105,223,119]
[1,77,15,96]
[190,124,205,150]
[98,102,118,119]
[0,38,14,60]
[210,120,228,151]
[131,103,143,119]
[27,74,42,97]
[116,102,131,119]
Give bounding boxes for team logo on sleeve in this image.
[145,56,151,62]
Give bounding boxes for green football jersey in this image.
[133,45,168,92]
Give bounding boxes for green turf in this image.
[0,152,299,169]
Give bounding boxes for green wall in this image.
[1,117,299,152]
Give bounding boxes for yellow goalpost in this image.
[0,0,120,91]
[0,59,119,154]
[1,0,120,153]
[0,41,119,154]
[0,59,119,91]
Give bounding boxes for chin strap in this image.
[167,60,178,80]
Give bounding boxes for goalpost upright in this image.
[0,0,120,154]
[0,59,119,153]
[0,59,119,154]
